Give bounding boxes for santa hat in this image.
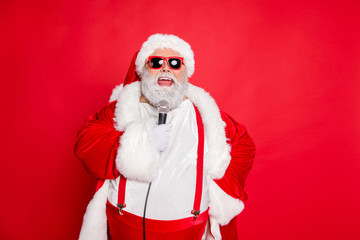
[123,51,141,86]
[135,33,195,78]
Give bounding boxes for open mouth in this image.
[157,77,173,87]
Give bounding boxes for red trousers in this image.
[106,201,209,240]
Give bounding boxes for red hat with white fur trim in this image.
[135,34,195,78]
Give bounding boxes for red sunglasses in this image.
[148,56,184,70]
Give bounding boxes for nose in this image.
[161,60,170,72]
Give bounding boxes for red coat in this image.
[75,82,255,239]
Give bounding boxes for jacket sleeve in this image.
[215,111,255,201]
[208,111,255,239]
[74,101,122,179]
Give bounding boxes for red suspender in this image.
[117,175,127,214]
[192,106,204,218]
[117,104,204,218]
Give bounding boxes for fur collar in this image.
[110,82,231,180]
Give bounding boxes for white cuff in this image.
[79,180,109,240]
[209,216,222,240]
[209,180,244,226]
[116,118,160,182]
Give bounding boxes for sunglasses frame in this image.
[148,56,184,70]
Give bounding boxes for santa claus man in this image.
[75,33,255,240]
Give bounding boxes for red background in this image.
[1,0,359,239]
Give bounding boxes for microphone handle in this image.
[158,113,167,125]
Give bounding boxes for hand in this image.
[151,123,171,152]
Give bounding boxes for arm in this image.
[74,101,122,179]
[214,111,255,201]
[209,111,255,239]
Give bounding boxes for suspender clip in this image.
[191,210,200,219]
[117,203,126,215]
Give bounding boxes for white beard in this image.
[141,71,189,110]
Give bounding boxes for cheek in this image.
[174,70,186,82]
[147,69,160,78]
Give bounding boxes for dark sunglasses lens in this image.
[150,58,164,68]
[168,58,182,69]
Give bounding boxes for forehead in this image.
[149,48,181,57]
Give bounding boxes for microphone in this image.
[157,100,170,125]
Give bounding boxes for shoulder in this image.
[220,110,247,137]
[89,101,117,122]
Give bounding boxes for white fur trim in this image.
[209,216,222,240]
[116,118,161,182]
[113,81,142,131]
[109,84,123,102]
[79,180,109,240]
[135,34,195,78]
[187,84,231,179]
[111,81,161,182]
[209,181,244,226]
